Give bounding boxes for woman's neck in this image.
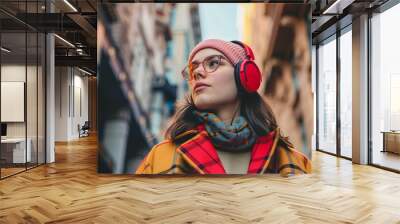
[215,101,240,125]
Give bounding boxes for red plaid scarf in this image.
[176,125,276,174]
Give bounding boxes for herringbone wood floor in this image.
[1,135,400,224]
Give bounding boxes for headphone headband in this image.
[230,40,255,61]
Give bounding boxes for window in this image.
[339,27,352,158]
[0,1,47,179]
[317,35,337,154]
[371,2,400,171]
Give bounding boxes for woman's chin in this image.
[194,97,215,110]
[194,102,209,110]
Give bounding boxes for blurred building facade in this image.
[242,3,313,158]
[97,3,201,173]
[150,3,202,139]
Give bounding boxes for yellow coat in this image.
[135,128,311,176]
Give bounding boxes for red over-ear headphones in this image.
[230,40,262,94]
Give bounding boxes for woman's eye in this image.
[207,59,219,69]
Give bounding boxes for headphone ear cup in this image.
[239,60,262,93]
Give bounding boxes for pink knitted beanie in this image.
[188,39,248,65]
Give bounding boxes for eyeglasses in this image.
[181,55,231,81]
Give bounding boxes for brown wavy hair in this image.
[164,92,291,147]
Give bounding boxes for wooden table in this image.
[381,131,400,154]
[1,138,31,164]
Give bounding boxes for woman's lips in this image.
[193,82,210,93]
[194,85,208,93]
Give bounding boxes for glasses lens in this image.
[182,63,197,81]
[204,56,221,73]
[182,66,190,80]
[182,56,222,81]
[189,63,200,80]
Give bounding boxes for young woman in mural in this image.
[135,39,311,176]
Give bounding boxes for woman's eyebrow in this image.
[191,54,225,63]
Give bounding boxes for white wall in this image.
[55,66,69,141]
[1,65,38,138]
[1,65,26,141]
[1,82,25,122]
[1,65,26,131]
[72,71,89,138]
[55,67,89,141]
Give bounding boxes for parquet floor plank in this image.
[0,135,399,223]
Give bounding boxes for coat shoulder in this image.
[146,139,178,166]
[135,139,177,174]
[150,139,177,154]
[273,142,312,176]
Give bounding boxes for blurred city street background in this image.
[97,3,312,173]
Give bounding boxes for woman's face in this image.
[189,48,238,111]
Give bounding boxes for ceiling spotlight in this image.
[1,47,11,53]
[78,67,92,76]
[322,0,355,15]
[63,0,78,12]
[54,34,75,48]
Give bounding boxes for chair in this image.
[79,121,90,138]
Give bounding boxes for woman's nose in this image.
[193,67,206,80]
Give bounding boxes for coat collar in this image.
[175,127,280,174]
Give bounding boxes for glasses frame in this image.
[181,54,231,81]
